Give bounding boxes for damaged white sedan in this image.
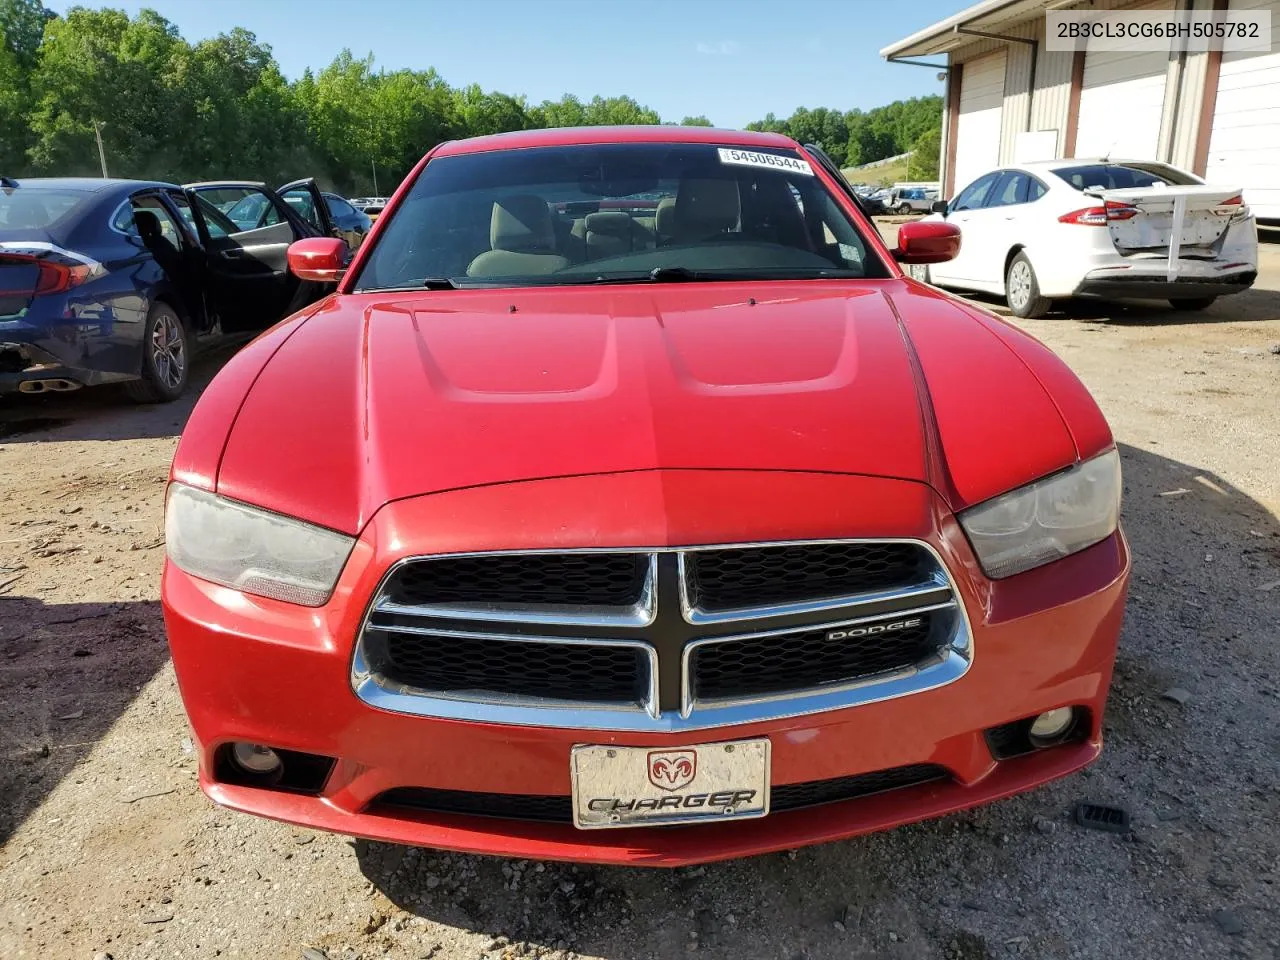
[914,159,1257,317]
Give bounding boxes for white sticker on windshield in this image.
[717,148,814,177]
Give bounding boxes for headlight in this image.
[959,449,1121,579]
[165,483,355,606]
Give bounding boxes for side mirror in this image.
[893,220,961,265]
[931,200,949,215]
[286,237,347,282]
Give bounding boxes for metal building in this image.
[882,0,1280,220]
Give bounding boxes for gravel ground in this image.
[1,242,1278,960]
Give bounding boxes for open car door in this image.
[276,178,343,245]
[182,180,333,334]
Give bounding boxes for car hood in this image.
[214,282,1088,534]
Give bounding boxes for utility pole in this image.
[92,120,109,178]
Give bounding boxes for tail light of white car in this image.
[1211,194,1250,222]
[1057,201,1139,226]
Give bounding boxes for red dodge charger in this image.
[162,126,1130,866]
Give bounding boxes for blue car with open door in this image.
[0,176,348,402]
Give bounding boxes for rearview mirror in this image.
[893,220,961,265]
[287,237,347,282]
[931,199,949,214]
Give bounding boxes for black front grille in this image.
[366,626,646,703]
[378,786,572,822]
[685,542,929,611]
[691,612,944,700]
[384,553,648,607]
[373,763,950,824]
[771,764,946,810]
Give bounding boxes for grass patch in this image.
[841,154,912,187]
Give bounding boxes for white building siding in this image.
[1075,48,1171,159]
[954,50,1008,190]
[1205,0,1280,218]
[920,0,1278,214]
[1029,48,1075,148]
[996,21,1040,163]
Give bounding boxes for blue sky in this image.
[46,0,961,127]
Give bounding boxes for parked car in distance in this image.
[857,188,891,216]
[891,187,938,215]
[349,196,391,220]
[323,193,373,247]
[162,125,1128,867]
[0,176,337,401]
[916,159,1257,317]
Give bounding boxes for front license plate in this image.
[570,738,770,829]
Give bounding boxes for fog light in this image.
[1029,708,1075,744]
[231,742,282,775]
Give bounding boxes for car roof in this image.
[5,177,176,193]
[432,125,800,158]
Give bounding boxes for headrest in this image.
[133,210,160,239]
[654,198,677,237]
[584,211,632,237]
[491,194,555,253]
[674,179,739,238]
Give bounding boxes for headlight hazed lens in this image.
[165,484,355,606]
[959,449,1121,579]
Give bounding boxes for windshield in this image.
[352,142,886,291]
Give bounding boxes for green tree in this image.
[11,8,939,196]
[167,27,307,183]
[533,93,586,128]
[27,8,184,177]
[451,83,535,138]
[906,126,941,181]
[0,0,53,174]
[0,0,50,67]
[745,112,787,134]
[0,42,28,172]
[749,96,942,170]
[680,115,712,126]
[296,51,455,194]
[581,95,660,126]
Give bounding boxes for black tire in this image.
[1005,252,1052,319]
[125,302,190,403]
[1169,297,1216,311]
[897,203,912,216]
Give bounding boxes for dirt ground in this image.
[1,240,1278,960]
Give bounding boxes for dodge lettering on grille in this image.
[825,618,923,641]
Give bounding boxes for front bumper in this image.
[163,471,1130,866]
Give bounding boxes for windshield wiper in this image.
[553,266,861,286]
[421,277,461,289]
[647,266,701,282]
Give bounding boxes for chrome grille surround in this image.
[351,540,973,732]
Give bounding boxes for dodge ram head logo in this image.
[647,750,697,791]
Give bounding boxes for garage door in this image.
[1074,47,1170,160]
[953,51,1006,193]
[1205,0,1280,219]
